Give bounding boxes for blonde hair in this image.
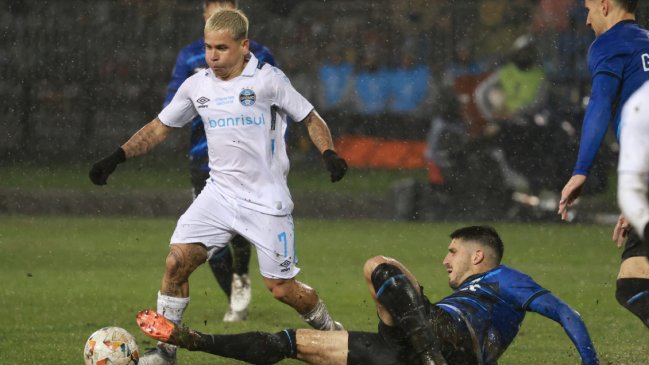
[205,8,248,41]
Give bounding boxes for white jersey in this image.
[159,54,314,215]
[618,80,649,237]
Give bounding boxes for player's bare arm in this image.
[121,118,174,159]
[90,117,172,185]
[303,110,348,182]
[302,110,334,153]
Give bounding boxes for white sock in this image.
[157,291,190,324]
[301,299,337,330]
[156,292,190,354]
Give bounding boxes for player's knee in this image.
[166,244,206,276]
[370,263,404,293]
[363,256,391,280]
[165,250,183,274]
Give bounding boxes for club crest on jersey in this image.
[239,88,256,106]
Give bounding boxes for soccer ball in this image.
[83,326,140,365]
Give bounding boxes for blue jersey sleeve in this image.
[164,47,193,108]
[527,293,599,365]
[573,73,621,175]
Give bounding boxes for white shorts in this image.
[170,182,300,279]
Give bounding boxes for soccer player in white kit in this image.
[89,8,348,365]
[617,80,649,329]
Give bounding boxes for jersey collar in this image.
[240,53,259,77]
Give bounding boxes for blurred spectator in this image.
[388,50,438,117]
[444,40,486,85]
[532,0,575,33]
[474,34,547,124]
[349,46,392,115]
[316,45,354,112]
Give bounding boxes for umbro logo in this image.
[280,259,292,272]
[197,96,210,104]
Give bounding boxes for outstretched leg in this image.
[364,256,447,365]
[138,309,297,364]
[263,277,343,331]
[140,243,207,365]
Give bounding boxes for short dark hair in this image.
[614,0,638,12]
[450,226,504,263]
[204,0,237,8]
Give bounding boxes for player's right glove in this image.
[89,147,126,185]
[322,149,347,182]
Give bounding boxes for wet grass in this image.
[0,162,427,195]
[1,216,646,364]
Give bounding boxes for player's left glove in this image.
[322,149,347,182]
[89,147,126,185]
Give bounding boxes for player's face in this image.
[442,239,475,289]
[584,0,606,36]
[204,29,249,81]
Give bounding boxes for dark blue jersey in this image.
[435,265,597,365]
[164,37,276,171]
[574,20,649,175]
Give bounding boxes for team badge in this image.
[239,88,256,106]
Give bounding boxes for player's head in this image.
[584,0,637,36]
[509,34,537,71]
[443,226,504,289]
[203,0,237,22]
[613,0,638,12]
[204,8,249,80]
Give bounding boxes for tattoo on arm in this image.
[303,111,334,153]
[121,118,172,159]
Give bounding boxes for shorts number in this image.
[278,231,287,257]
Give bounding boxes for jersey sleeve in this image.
[164,47,192,108]
[501,270,549,309]
[526,293,599,365]
[269,66,314,123]
[573,72,621,175]
[158,77,197,128]
[588,39,625,80]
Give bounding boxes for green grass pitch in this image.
[1,215,647,364]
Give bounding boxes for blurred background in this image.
[3,0,646,222]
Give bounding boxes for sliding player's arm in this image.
[527,293,599,365]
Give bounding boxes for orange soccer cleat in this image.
[136,309,203,350]
[137,309,177,343]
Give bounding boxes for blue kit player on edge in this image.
[164,0,276,323]
[137,226,598,365]
[558,0,649,329]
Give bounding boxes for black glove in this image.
[89,147,126,185]
[322,149,347,182]
[644,222,649,245]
